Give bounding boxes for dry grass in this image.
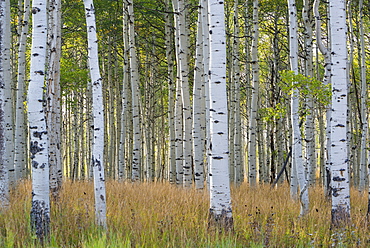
[0,180,369,247]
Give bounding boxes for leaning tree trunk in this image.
[329,0,350,227]
[208,0,233,230]
[288,0,309,216]
[14,0,31,184]
[83,0,107,228]
[28,0,50,242]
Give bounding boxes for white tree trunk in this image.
[303,0,316,186]
[288,0,309,216]
[165,0,176,184]
[84,0,107,228]
[48,0,62,200]
[125,0,142,182]
[329,0,350,227]
[193,1,205,189]
[231,0,242,185]
[2,0,12,192]
[0,0,11,208]
[208,0,233,229]
[173,0,193,187]
[14,0,30,183]
[248,0,259,187]
[28,0,50,241]
[202,0,210,189]
[358,0,367,191]
[314,0,332,195]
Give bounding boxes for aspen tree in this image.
[2,0,12,191]
[329,0,350,227]
[314,0,331,195]
[125,0,142,182]
[288,0,309,216]
[358,0,367,191]
[0,0,10,208]
[302,0,316,185]
[83,0,107,228]
[48,0,62,199]
[172,0,184,185]
[208,0,233,230]
[165,0,176,183]
[28,0,50,241]
[173,0,193,187]
[248,0,259,187]
[14,0,30,183]
[193,1,205,189]
[231,0,242,185]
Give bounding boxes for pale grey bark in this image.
[173,0,193,187]
[14,0,30,183]
[28,0,50,241]
[288,0,309,216]
[248,0,259,187]
[193,1,206,189]
[47,0,62,199]
[208,0,233,229]
[125,0,142,182]
[302,0,316,186]
[84,0,107,228]
[329,0,350,227]
[0,0,10,208]
[165,0,176,184]
[314,0,332,195]
[358,0,367,191]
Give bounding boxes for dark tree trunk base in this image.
[30,199,50,245]
[208,209,234,233]
[331,206,350,228]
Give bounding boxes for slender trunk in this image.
[125,0,141,182]
[358,0,367,191]
[48,0,62,199]
[288,0,309,216]
[0,0,11,208]
[83,0,107,228]
[165,0,176,183]
[193,1,205,189]
[248,0,259,187]
[314,0,332,196]
[303,0,316,186]
[14,0,30,183]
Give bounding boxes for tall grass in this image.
[0,180,369,247]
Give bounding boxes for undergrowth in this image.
[0,180,369,247]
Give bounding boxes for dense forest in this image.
[0,0,369,246]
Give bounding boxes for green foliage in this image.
[259,102,287,123]
[279,70,331,109]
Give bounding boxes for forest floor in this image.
[0,180,369,247]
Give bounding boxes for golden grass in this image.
[0,180,369,247]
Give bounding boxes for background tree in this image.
[83,0,107,228]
